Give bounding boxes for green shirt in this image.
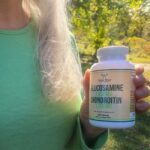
[0,21,108,150]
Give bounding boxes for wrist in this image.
[80,119,107,147]
[80,117,106,141]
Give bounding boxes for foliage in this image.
[69,0,150,59]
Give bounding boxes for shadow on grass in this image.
[80,54,97,73]
[81,63,91,73]
[103,112,150,150]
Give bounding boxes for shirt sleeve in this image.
[67,112,108,150]
[76,114,108,150]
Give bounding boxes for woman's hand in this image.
[134,65,150,113]
[80,65,150,141]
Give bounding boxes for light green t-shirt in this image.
[0,21,108,150]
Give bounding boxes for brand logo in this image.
[99,73,111,82]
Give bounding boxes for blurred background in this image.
[70,0,150,149]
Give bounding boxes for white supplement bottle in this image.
[89,46,136,129]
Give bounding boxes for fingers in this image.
[134,74,146,88]
[83,69,90,100]
[135,65,144,75]
[134,65,145,88]
[135,65,150,113]
[82,67,150,117]
[136,101,150,114]
[134,65,150,100]
[135,86,150,100]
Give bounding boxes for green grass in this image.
[102,112,150,150]
[80,53,150,64]
[128,56,150,63]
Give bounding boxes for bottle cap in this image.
[97,46,129,61]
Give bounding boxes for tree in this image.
[69,0,148,58]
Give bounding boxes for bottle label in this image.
[89,69,135,122]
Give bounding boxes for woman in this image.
[0,0,149,150]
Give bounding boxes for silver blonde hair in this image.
[23,0,83,101]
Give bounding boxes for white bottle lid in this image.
[97,46,129,61]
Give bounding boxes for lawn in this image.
[102,111,150,150]
[81,57,150,150]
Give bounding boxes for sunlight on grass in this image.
[128,57,150,63]
[101,112,150,150]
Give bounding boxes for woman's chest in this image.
[0,43,80,149]
[0,73,79,149]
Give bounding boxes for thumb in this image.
[83,69,90,101]
[135,64,144,75]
